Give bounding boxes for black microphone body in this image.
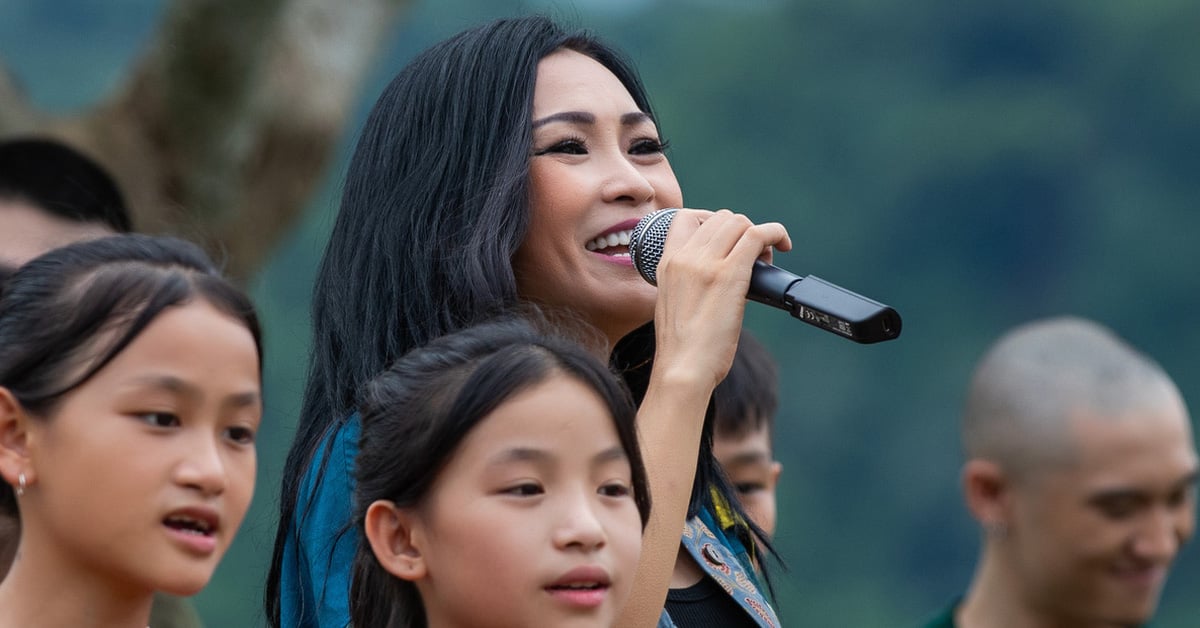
[629,209,902,344]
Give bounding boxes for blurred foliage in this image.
[3,0,1199,625]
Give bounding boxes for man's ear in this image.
[0,388,35,488]
[364,500,427,582]
[962,459,1011,531]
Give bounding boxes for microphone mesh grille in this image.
[628,208,677,286]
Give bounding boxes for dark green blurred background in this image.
[3,0,1198,626]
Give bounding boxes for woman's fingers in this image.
[650,208,792,388]
[660,209,791,287]
[742,221,791,267]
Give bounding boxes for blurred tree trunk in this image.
[0,0,412,282]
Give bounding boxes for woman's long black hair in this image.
[266,15,773,624]
[349,317,650,628]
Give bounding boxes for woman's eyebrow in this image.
[532,111,652,129]
[533,111,595,128]
[621,111,652,126]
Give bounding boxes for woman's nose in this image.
[599,153,656,206]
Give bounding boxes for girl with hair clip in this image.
[351,317,651,628]
[0,234,263,628]
[267,15,790,628]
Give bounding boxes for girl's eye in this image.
[137,412,180,428]
[534,138,587,156]
[599,482,631,498]
[226,426,257,445]
[630,137,669,155]
[502,483,544,497]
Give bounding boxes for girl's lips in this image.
[164,525,219,556]
[545,565,612,609]
[545,585,608,609]
[162,505,221,556]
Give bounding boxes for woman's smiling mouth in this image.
[585,229,632,255]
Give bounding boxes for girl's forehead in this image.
[453,376,623,463]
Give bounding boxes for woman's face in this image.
[17,299,261,596]
[403,373,643,628]
[515,49,683,345]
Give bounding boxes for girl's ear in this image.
[364,499,427,581]
[0,388,35,489]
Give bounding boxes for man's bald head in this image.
[957,317,1196,628]
[963,316,1185,477]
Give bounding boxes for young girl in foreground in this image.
[0,235,263,628]
[350,318,651,628]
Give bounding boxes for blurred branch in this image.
[0,61,37,134]
[12,0,413,282]
[215,0,412,280]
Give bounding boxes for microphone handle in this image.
[748,260,902,344]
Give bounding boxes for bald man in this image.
[922,317,1198,628]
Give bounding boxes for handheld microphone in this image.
[629,209,902,344]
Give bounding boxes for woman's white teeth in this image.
[585,230,632,252]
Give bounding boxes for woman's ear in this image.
[0,388,34,488]
[364,499,427,581]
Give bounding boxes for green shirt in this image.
[919,601,958,628]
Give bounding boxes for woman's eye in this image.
[535,139,587,156]
[226,426,257,445]
[502,483,544,496]
[630,137,669,155]
[137,412,180,428]
[599,482,631,498]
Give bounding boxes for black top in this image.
[665,575,756,627]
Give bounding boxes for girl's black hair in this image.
[0,233,262,516]
[267,15,773,622]
[348,316,650,628]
